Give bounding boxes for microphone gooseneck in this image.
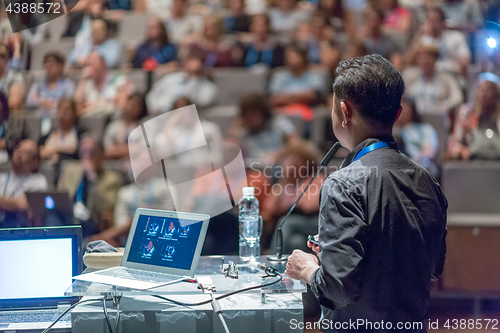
[268,142,342,262]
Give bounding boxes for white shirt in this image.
[418,31,471,74]
[146,72,217,113]
[0,172,48,199]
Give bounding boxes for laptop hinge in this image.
[57,303,71,311]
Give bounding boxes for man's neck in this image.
[47,76,60,85]
[346,127,393,151]
[291,67,305,77]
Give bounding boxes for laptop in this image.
[25,191,73,227]
[0,226,82,331]
[73,209,210,290]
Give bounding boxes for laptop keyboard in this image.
[95,267,185,284]
[0,311,70,324]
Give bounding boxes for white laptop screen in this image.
[0,238,73,300]
[126,214,203,270]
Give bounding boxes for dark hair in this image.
[367,6,385,21]
[57,98,79,123]
[0,92,9,123]
[150,18,169,47]
[43,51,65,65]
[128,93,149,120]
[426,6,446,22]
[252,13,271,28]
[285,44,309,66]
[239,93,272,122]
[401,95,421,123]
[333,54,405,127]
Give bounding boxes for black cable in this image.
[102,297,115,333]
[153,275,283,307]
[41,298,104,333]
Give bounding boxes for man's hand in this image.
[307,234,320,255]
[286,249,319,284]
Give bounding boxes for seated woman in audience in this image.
[0,44,24,110]
[268,45,324,111]
[239,13,284,68]
[228,93,297,165]
[262,139,323,252]
[131,17,177,70]
[394,96,438,174]
[104,93,148,160]
[381,0,411,34]
[26,52,76,117]
[69,19,122,69]
[75,52,134,116]
[294,11,340,72]
[186,15,238,68]
[269,0,310,34]
[402,44,462,115]
[40,99,80,162]
[448,80,500,160]
[223,0,251,34]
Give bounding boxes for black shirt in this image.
[309,137,447,332]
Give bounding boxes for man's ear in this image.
[394,105,403,122]
[340,101,352,128]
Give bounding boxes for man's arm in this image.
[0,195,28,212]
[309,176,367,311]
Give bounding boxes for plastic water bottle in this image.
[239,187,261,262]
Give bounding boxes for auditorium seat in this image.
[212,68,268,106]
[118,13,150,49]
[201,105,239,137]
[420,113,449,159]
[23,114,43,143]
[78,115,110,141]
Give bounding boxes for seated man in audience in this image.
[442,0,483,32]
[40,99,80,162]
[0,44,24,110]
[75,52,134,116]
[403,44,462,115]
[406,6,471,77]
[0,139,48,228]
[69,19,121,69]
[223,0,251,34]
[239,13,285,68]
[269,0,310,34]
[360,7,403,69]
[26,52,76,117]
[228,93,297,165]
[164,0,203,45]
[63,0,118,39]
[146,55,217,113]
[58,135,123,237]
[268,45,324,109]
[104,93,148,160]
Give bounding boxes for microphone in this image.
[268,142,342,262]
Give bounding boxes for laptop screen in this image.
[126,214,203,271]
[0,226,82,309]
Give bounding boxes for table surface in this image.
[65,255,306,297]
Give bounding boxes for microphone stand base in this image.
[267,254,289,262]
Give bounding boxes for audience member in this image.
[442,0,483,31]
[449,80,500,160]
[0,139,47,228]
[40,99,80,162]
[269,0,309,33]
[381,0,411,33]
[63,0,112,39]
[407,6,471,77]
[69,19,122,69]
[269,45,324,109]
[75,52,134,116]
[228,93,296,164]
[341,40,369,60]
[187,15,238,68]
[104,93,148,159]
[294,12,340,71]
[263,139,323,252]
[26,52,76,117]
[394,96,438,173]
[146,55,217,113]
[58,135,123,237]
[0,44,24,110]
[239,13,284,68]
[223,0,251,34]
[361,7,403,68]
[318,0,346,32]
[131,17,177,70]
[164,0,203,45]
[402,44,463,115]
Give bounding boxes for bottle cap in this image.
[242,187,254,196]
